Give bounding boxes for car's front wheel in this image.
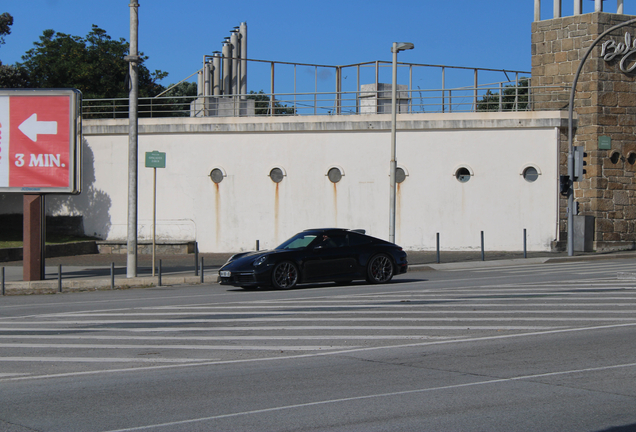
[366,254,394,284]
[272,261,299,289]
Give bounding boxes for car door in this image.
[303,233,357,281]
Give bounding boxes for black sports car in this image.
[218,228,408,289]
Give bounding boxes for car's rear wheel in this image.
[272,261,299,289]
[366,254,394,284]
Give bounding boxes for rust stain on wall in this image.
[215,182,220,245]
[397,183,402,239]
[333,182,338,226]
[275,183,280,241]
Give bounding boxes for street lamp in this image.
[389,42,414,244]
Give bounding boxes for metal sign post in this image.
[145,151,166,277]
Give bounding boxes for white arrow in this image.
[18,113,58,142]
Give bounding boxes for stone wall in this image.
[532,12,636,251]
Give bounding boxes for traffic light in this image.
[560,175,570,196]
[574,146,587,181]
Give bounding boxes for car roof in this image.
[302,228,366,235]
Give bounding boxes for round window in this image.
[328,167,342,183]
[523,166,539,182]
[455,167,471,183]
[610,151,621,164]
[396,167,406,184]
[210,168,224,184]
[269,167,284,183]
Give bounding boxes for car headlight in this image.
[253,256,268,267]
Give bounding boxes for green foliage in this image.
[140,81,199,117]
[0,12,12,46]
[18,25,167,99]
[477,78,529,112]
[247,90,295,115]
[0,64,31,88]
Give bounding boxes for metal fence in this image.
[82,84,571,119]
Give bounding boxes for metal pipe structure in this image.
[240,22,248,99]
[222,42,231,96]
[389,42,414,244]
[535,0,541,21]
[230,31,239,95]
[567,17,636,255]
[555,0,562,17]
[212,52,221,96]
[204,59,211,96]
[126,1,140,278]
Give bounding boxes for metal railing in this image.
[82,84,571,119]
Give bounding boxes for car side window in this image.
[348,233,372,247]
[316,234,347,248]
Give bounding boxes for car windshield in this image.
[276,233,318,250]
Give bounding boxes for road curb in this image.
[1,275,215,295]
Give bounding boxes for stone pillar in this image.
[617,0,624,14]
[554,0,561,18]
[532,13,636,251]
[535,0,541,21]
[595,0,603,12]
[574,0,582,15]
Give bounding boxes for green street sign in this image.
[145,151,166,168]
[598,136,612,150]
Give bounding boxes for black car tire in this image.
[272,261,299,289]
[366,254,394,284]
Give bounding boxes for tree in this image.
[477,78,529,112]
[247,90,295,115]
[145,81,198,117]
[18,25,167,99]
[0,12,12,46]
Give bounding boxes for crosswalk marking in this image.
[2,276,636,381]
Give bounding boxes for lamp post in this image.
[389,42,414,244]
[126,1,140,278]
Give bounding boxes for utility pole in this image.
[126,1,140,277]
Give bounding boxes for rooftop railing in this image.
[82,83,571,119]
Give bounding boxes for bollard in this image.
[256,240,260,251]
[158,259,162,287]
[436,233,441,264]
[523,228,527,259]
[200,257,204,284]
[110,262,115,289]
[1,267,4,296]
[58,264,62,293]
[481,231,485,261]
[194,241,199,276]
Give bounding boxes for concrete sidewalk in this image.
[2,249,636,295]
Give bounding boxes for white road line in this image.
[3,322,635,383]
[0,357,216,363]
[40,309,636,316]
[100,360,636,432]
[0,343,353,351]
[0,334,453,341]
[0,326,562,331]
[1,317,633,324]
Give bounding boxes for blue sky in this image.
[1,0,632,94]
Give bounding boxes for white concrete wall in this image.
[0,111,567,252]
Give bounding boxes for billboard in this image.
[0,89,82,194]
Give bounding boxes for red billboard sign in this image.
[0,89,81,194]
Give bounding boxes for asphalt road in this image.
[1,259,636,431]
